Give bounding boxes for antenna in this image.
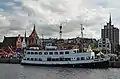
[81,24,84,52]
[59,23,62,39]
[81,24,84,38]
[56,20,67,39]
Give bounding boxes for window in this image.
[91,56,94,59]
[27,52,30,54]
[31,52,34,54]
[60,52,64,54]
[107,43,109,47]
[54,52,58,55]
[35,58,37,61]
[56,58,59,61]
[35,52,38,55]
[24,58,26,60]
[52,58,56,61]
[77,57,80,60]
[103,41,105,44]
[39,52,42,55]
[74,51,76,53]
[81,57,85,60]
[39,58,42,61]
[99,45,101,47]
[27,58,30,60]
[103,45,105,47]
[65,51,69,54]
[86,57,90,60]
[49,52,53,55]
[44,52,48,55]
[47,58,51,61]
[31,58,33,61]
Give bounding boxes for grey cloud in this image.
[0,0,120,41]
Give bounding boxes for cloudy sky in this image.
[0,0,120,41]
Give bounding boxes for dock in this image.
[0,58,21,64]
[109,61,120,68]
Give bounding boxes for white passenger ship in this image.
[21,45,110,68]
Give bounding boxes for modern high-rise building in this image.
[101,14,119,53]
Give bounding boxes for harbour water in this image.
[0,64,120,79]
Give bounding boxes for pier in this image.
[0,57,21,64]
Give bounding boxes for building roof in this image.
[29,24,39,38]
[2,36,24,47]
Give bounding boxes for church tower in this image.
[28,24,39,46]
[22,31,27,48]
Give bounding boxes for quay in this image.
[0,57,21,64]
[109,61,120,68]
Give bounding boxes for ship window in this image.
[35,58,37,61]
[27,58,30,60]
[103,45,105,47]
[81,57,85,60]
[86,57,90,60]
[39,58,42,61]
[56,58,59,61]
[39,52,42,55]
[60,58,63,61]
[54,52,58,55]
[35,52,38,55]
[44,52,48,55]
[27,52,30,54]
[60,52,64,54]
[65,58,69,61]
[52,58,56,61]
[49,52,53,55]
[77,57,80,60]
[24,58,26,60]
[74,51,76,53]
[91,56,94,59]
[31,58,33,61]
[31,52,34,54]
[65,58,71,61]
[47,58,51,61]
[65,51,69,54]
[99,45,101,47]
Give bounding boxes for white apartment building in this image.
[98,38,111,53]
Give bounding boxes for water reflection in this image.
[0,64,120,79]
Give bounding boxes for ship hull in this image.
[21,60,109,68]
